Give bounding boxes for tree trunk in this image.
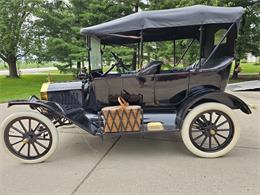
[232,59,240,80]
[69,60,72,69]
[77,61,81,74]
[7,57,18,78]
[147,50,151,64]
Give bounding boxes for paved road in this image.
[0,67,57,75]
[0,92,259,195]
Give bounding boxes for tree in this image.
[35,0,143,73]
[74,0,146,70]
[0,0,41,77]
[229,0,260,79]
[34,0,85,72]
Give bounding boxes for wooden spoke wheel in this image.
[181,103,240,158]
[1,112,58,163]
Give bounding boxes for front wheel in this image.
[1,112,59,163]
[181,103,240,158]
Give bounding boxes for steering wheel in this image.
[111,51,128,72]
[102,52,128,77]
[111,51,120,62]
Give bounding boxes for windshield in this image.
[89,36,102,71]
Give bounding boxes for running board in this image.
[85,113,179,133]
[143,113,178,131]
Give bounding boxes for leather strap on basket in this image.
[118,96,129,110]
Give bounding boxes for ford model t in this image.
[1,5,251,163]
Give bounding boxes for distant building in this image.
[247,53,260,63]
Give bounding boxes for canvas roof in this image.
[80,5,244,44]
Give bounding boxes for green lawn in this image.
[231,62,260,73]
[0,74,74,103]
[39,70,72,74]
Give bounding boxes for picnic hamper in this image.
[101,97,142,133]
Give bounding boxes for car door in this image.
[122,74,155,105]
[93,74,155,106]
[154,72,189,105]
[93,76,122,106]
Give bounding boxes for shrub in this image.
[241,59,247,63]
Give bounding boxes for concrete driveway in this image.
[0,92,259,195]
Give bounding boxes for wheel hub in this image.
[209,129,216,135]
[23,131,36,144]
[22,138,29,144]
[204,125,217,136]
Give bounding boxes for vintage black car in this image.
[1,5,251,163]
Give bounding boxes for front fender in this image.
[176,90,251,128]
[8,96,97,135]
[8,96,66,116]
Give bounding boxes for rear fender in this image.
[176,90,251,128]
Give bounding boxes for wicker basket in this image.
[101,97,142,133]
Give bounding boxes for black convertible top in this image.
[81,5,244,44]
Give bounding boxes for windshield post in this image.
[137,42,140,69]
[173,40,176,67]
[198,25,204,69]
[140,30,144,68]
[86,36,91,73]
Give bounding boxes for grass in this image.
[0,74,74,103]
[229,78,255,83]
[231,62,260,73]
[39,70,72,74]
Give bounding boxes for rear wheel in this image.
[1,112,58,163]
[181,103,240,158]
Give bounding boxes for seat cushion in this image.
[137,61,163,76]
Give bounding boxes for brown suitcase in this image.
[101,97,142,133]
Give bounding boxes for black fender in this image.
[175,90,251,129]
[8,96,66,115]
[8,96,98,135]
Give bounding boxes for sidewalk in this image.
[0,67,57,75]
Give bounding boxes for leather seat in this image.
[137,61,163,76]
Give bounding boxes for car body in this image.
[1,5,251,163]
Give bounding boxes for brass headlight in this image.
[40,82,50,100]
